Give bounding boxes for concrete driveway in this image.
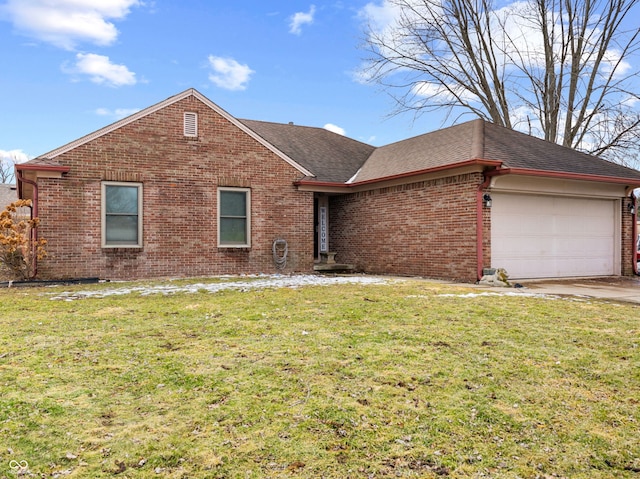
[509,276,640,305]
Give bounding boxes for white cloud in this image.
[0,149,29,163]
[359,0,634,106]
[207,56,254,91]
[620,94,640,108]
[359,0,398,33]
[412,81,479,104]
[289,5,316,35]
[95,107,141,119]
[68,53,137,87]
[351,68,374,85]
[2,0,141,50]
[323,123,346,135]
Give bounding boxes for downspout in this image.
[15,168,39,279]
[476,174,493,281]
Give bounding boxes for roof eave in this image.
[16,163,71,200]
[16,163,71,173]
[295,158,502,191]
[489,167,640,187]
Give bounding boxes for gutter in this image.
[492,167,640,186]
[296,163,640,190]
[294,159,503,190]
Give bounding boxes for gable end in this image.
[34,88,314,178]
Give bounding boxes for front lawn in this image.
[1,277,638,478]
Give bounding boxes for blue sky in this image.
[0,0,441,166]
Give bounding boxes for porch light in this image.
[629,200,636,215]
[483,193,492,208]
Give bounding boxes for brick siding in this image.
[329,173,484,282]
[36,96,314,280]
[621,196,637,276]
[27,93,638,282]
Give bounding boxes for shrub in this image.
[0,200,46,281]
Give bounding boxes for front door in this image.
[314,194,329,261]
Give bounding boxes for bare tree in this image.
[361,0,640,167]
[0,151,30,184]
[0,157,16,184]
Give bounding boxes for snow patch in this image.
[437,291,590,302]
[438,291,555,299]
[48,274,393,301]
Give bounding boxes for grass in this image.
[0,277,639,478]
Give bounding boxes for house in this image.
[0,183,31,220]
[16,88,640,282]
[0,184,17,209]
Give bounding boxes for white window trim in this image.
[184,111,198,137]
[217,187,251,248]
[101,181,143,248]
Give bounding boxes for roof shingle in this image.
[239,120,375,183]
[20,88,640,186]
[0,184,18,208]
[349,119,640,184]
[482,121,640,179]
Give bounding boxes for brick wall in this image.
[36,95,314,280]
[621,196,637,276]
[329,173,483,282]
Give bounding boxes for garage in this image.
[491,193,618,279]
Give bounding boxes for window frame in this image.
[217,187,251,248]
[101,181,143,249]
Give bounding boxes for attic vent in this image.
[184,112,198,137]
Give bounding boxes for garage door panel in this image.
[557,218,588,235]
[491,193,616,278]
[584,237,614,253]
[556,239,579,255]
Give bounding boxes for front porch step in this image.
[313,263,355,272]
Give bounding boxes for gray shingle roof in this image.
[21,86,640,187]
[18,157,66,168]
[240,120,376,183]
[351,119,640,184]
[353,120,483,183]
[0,184,18,208]
[482,120,640,179]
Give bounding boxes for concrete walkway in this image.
[498,276,640,305]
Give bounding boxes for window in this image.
[218,187,251,247]
[184,112,197,137]
[102,182,143,248]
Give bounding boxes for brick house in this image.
[16,88,640,281]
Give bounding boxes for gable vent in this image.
[184,112,198,137]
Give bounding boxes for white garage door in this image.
[491,193,616,278]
